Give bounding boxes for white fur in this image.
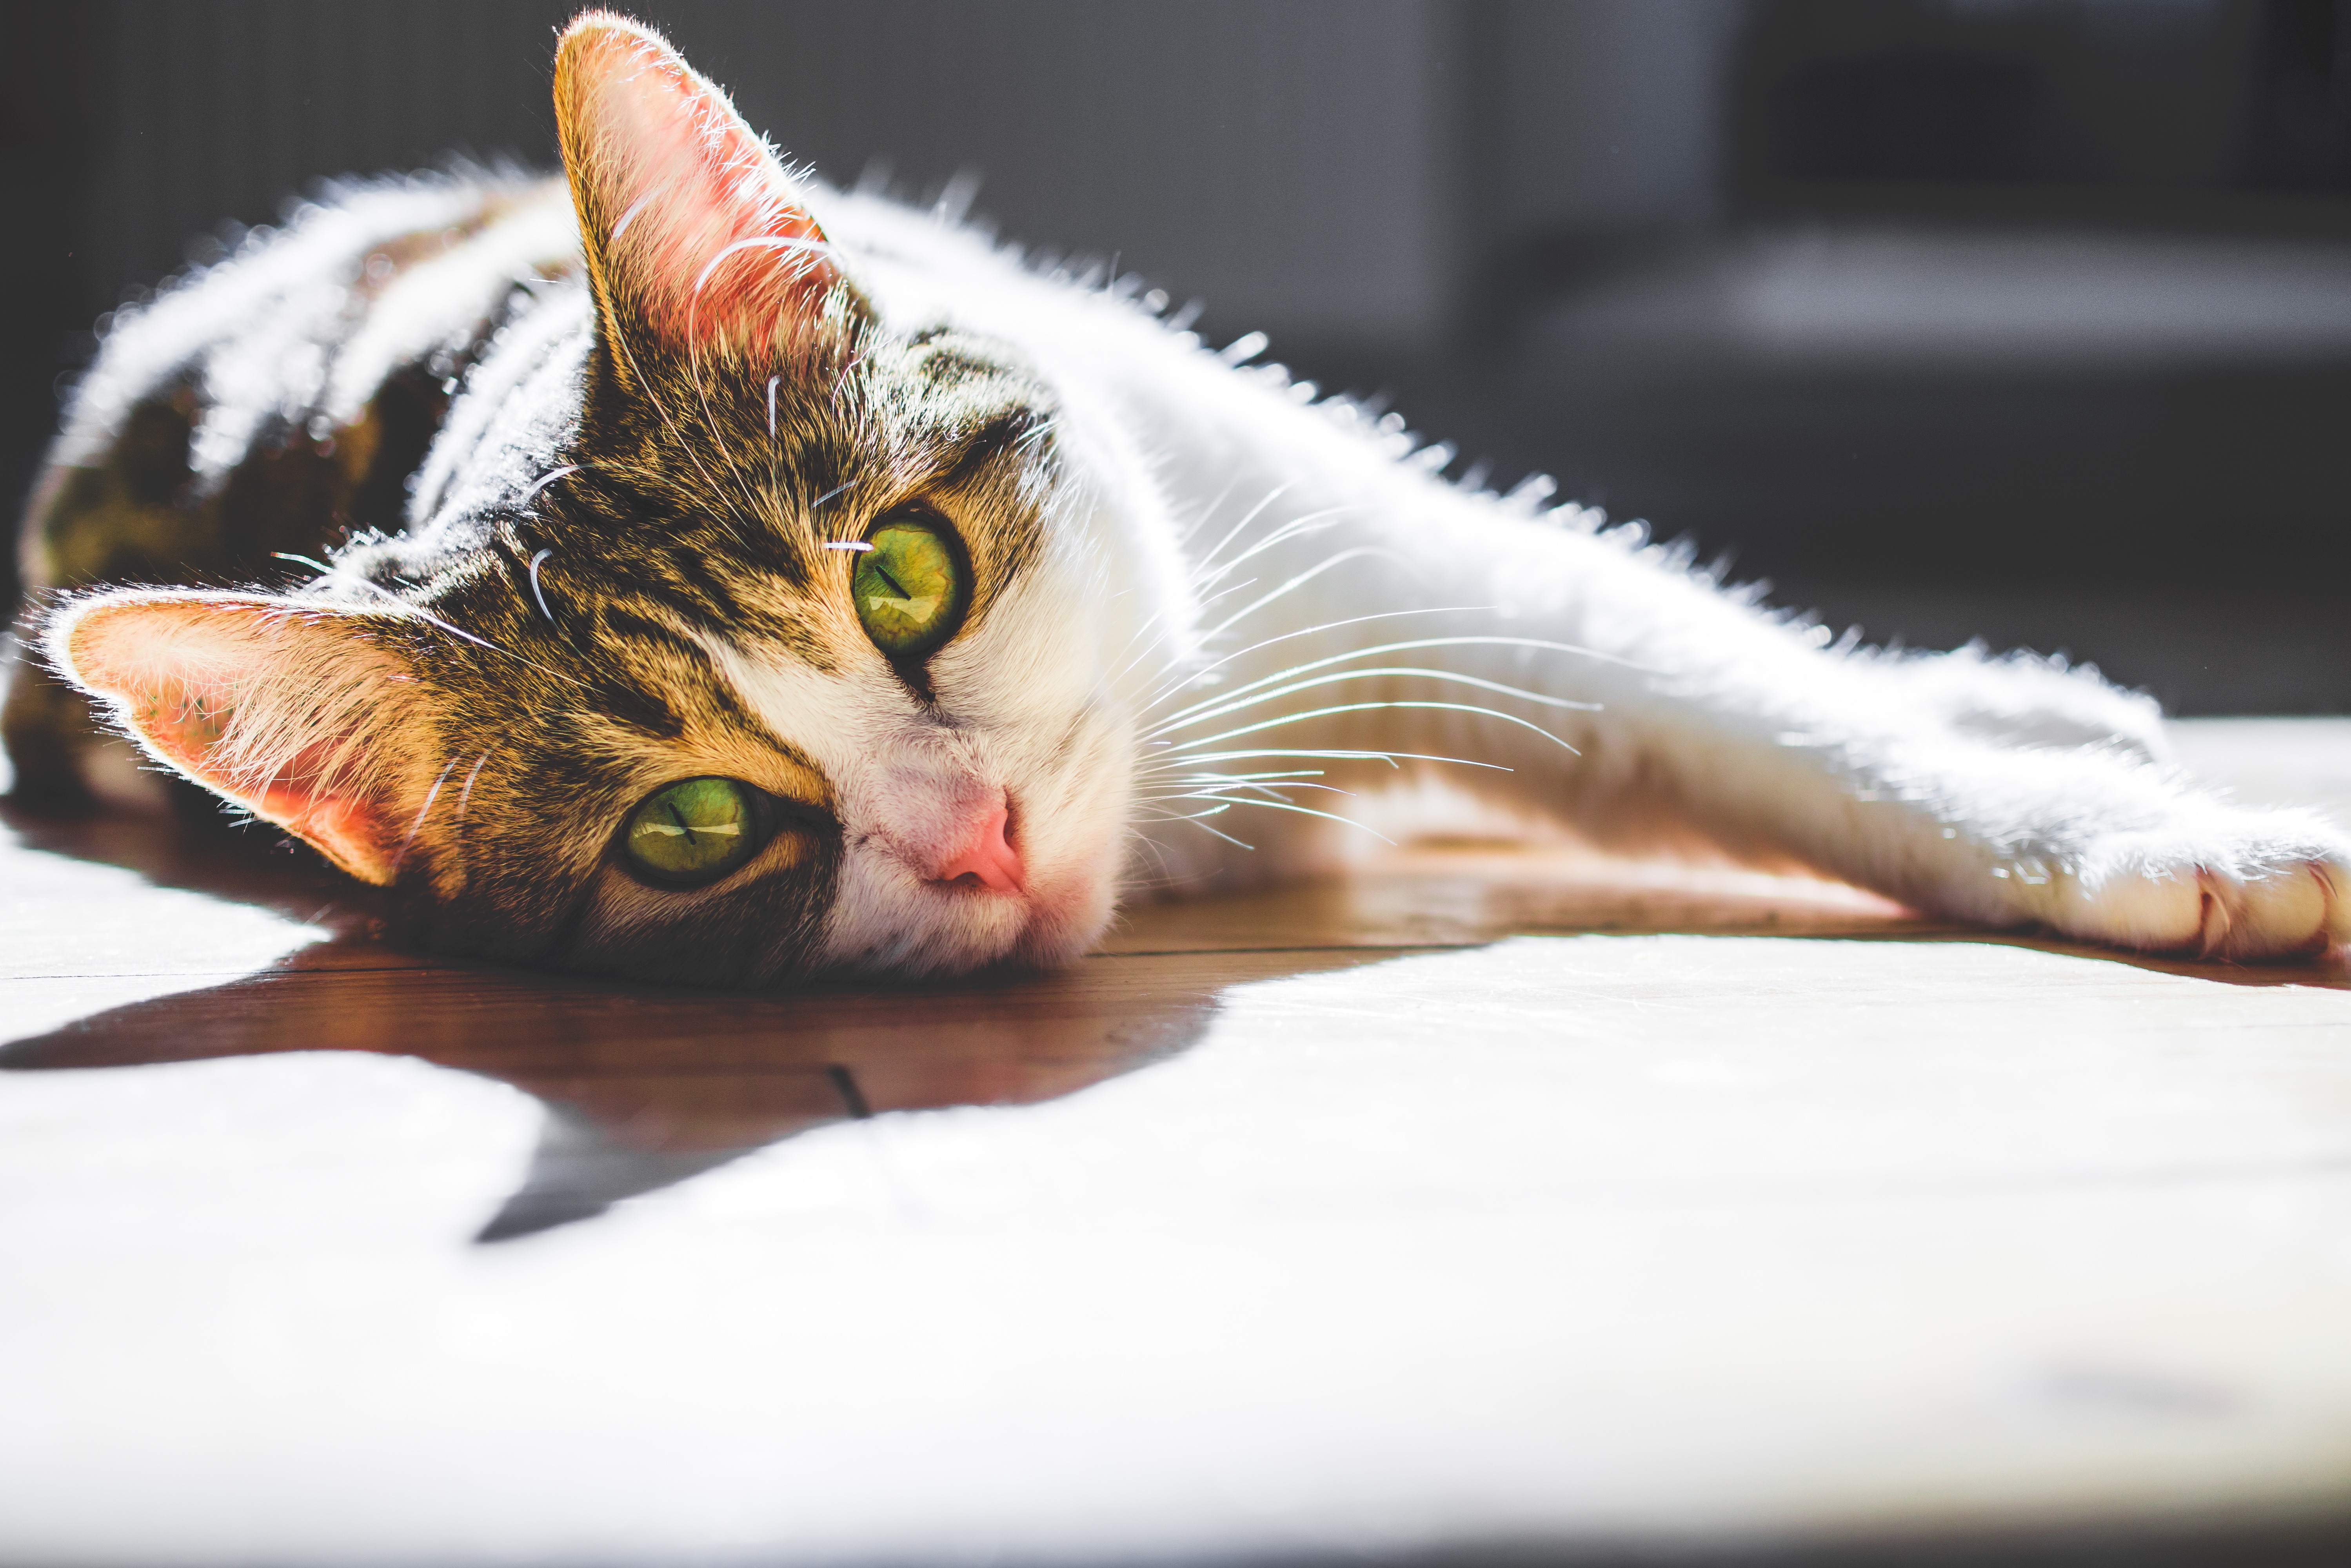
[58,178,507,489]
[750,185,2351,966]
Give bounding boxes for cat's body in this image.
[9,13,2347,982]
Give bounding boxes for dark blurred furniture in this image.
[5,0,2348,709]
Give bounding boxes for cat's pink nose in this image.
[932,802,1025,895]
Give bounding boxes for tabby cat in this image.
[7,12,2345,984]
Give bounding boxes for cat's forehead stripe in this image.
[930,408,1044,491]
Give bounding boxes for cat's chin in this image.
[818,856,1118,980]
[925,867,1119,977]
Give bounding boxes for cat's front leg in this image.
[1320,504,2351,960]
[1610,619,2351,961]
[1581,602,2351,960]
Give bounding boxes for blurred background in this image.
[3,0,2346,711]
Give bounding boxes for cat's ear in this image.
[49,592,445,886]
[554,12,846,359]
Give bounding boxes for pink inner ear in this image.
[243,744,402,886]
[561,19,837,351]
[62,597,410,886]
[137,681,389,871]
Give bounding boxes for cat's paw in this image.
[2037,813,2351,959]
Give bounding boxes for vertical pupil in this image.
[626,777,755,884]
[851,520,964,658]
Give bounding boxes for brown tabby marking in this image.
[18,16,1073,986]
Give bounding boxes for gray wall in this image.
[73,0,1664,354]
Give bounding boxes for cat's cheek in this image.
[1009,781,1134,965]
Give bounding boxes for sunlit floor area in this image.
[5,721,2351,1566]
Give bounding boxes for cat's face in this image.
[382,311,1140,985]
[48,13,1151,984]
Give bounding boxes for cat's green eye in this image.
[851,517,968,661]
[623,777,761,886]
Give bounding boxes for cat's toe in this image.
[2195,860,2346,959]
[2046,822,2351,960]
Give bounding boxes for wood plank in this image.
[6,934,2351,1563]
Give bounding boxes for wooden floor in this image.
[5,720,2351,1565]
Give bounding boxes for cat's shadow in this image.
[2,938,1236,1243]
[0,803,1304,1242]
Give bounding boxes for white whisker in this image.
[1191,504,1366,593]
[392,755,461,875]
[454,750,492,822]
[527,548,556,624]
[1151,665,1602,740]
[1188,481,1293,585]
[270,553,581,685]
[517,464,580,505]
[683,335,767,537]
[1199,547,1401,642]
[1174,475,1245,555]
[1182,817,1255,850]
[1152,635,1641,726]
[808,478,857,513]
[1168,700,1580,755]
[1138,609,1494,713]
[1117,575,1264,687]
[1160,793,1394,843]
[1134,766,1328,783]
[1140,778,1354,801]
[1143,746,1512,772]
[609,319,749,542]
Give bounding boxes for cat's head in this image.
[47,13,1165,985]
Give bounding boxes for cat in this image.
[6,10,2346,986]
